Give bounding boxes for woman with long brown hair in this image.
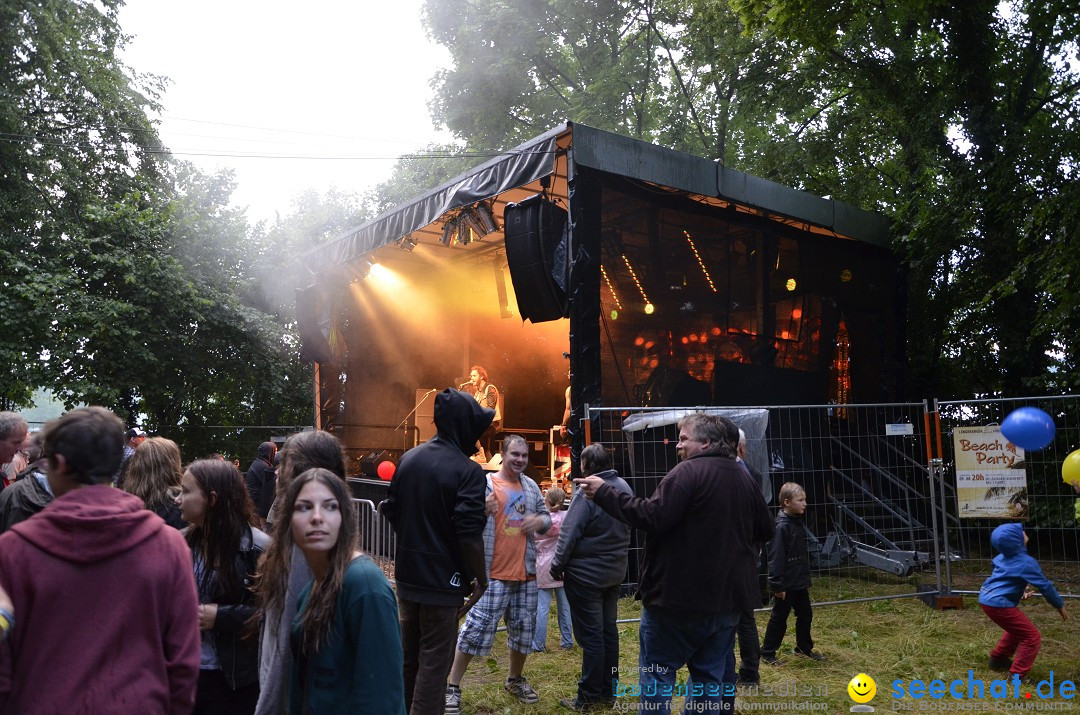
[281,468,403,713]
[178,459,269,715]
[253,430,347,715]
[124,437,185,529]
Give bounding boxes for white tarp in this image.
[622,408,772,502]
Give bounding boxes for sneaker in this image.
[793,647,826,662]
[736,674,760,686]
[505,675,540,704]
[559,698,586,712]
[761,653,783,666]
[444,684,462,715]
[988,657,1013,672]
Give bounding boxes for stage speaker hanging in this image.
[503,193,569,323]
[295,284,332,364]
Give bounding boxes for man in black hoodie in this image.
[381,388,492,715]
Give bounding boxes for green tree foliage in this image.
[0,0,311,427]
[253,186,370,310]
[0,0,163,409]
[727,0,1080,397]
[421,0,1080,398]
[424,0,665,148]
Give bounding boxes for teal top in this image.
[289,555,405,715]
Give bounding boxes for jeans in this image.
[398,598,459,715]
[532,586,573,651]
[736,609,761,681]
[563,575,620,705]
[760,589,813,657]
[981,605,1042,676]
[194,669,259,715]
[636,605,739,713]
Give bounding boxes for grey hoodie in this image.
[552,469,633,588]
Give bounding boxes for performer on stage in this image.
[462,365,500,460]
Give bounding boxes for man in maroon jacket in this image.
[576,413,773,713]
[0,407,200,714]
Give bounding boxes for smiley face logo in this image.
[847,673,876,704]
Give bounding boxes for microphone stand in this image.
[396,388,439,451]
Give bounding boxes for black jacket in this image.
[767,511,811,592]
[149,495,186,530]
[552,469,633,588]
[245,443,276,519]
[594,452,774,613]
[381,388,493,606]
[190,525,270,690]
[0,469,53,533]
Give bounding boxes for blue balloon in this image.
[1001,407,1055,451]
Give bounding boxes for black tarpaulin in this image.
[302,124,567,275]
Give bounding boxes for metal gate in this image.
[586,396,1079,607]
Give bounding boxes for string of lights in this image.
[683,230,717,293]
[621,254,654,314]
[600,265,623,310]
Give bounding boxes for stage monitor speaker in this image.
[414,388,437,444]
[504,194,568,323]
[359,450,388,479]
[640,366,712,407]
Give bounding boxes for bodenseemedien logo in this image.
[848,673,877,712]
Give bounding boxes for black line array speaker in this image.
[504,194,569,323]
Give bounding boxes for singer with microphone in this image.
[461,365,500,460]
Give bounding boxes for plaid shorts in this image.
[457,578,538,656]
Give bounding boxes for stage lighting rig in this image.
[440,218,458,246]
[348,258,374,282]
[474,201,500,235]
[458,209,486,243]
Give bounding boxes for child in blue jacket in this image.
[977,523,1067,678]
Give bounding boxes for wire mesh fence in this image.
[25,396,1080,608]
[936,395,1080,598]
[588,402,941,607]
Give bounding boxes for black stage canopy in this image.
[303,122,889,276]
[298,122,901,482]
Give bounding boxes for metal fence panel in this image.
[936,395,1080,598]
[588,402,938,607]
[354,498,397,584]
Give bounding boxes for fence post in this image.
[584,403,592,445]
[930,455,957,596]
[928,457,945,595]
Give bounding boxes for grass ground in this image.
[454,594,1080,714]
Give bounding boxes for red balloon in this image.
[377,460,396,481]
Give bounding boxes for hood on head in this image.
[990,523,1026,556]
[257,442,275,461]
[434,388,494,457]
[11,485,172,564]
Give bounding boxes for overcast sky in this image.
[118,0,453,223]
